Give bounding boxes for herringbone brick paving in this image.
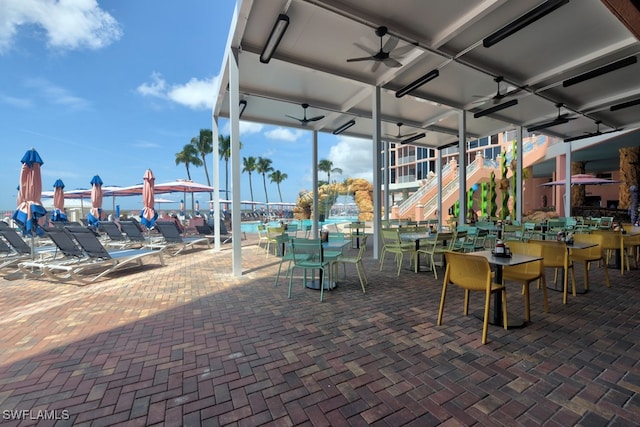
[0,235,638,426]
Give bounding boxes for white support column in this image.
[211,118,221,251]
[384,143,390,221]
[372,86,382,259]
[516,126,524,222]
[436,149,442,231]
[229,47,242,276]
[458,111,467,226]
[565,141,572,217]
[312,131,319,238]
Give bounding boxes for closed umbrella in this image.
[180,199,185,216]
[195,200,200,216]
[87,175,103,227]
[12,148,47,237]
[140,169,158,229]
[51,179,67,222]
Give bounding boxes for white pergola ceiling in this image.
[214,0,640,147]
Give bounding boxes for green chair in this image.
[416,232,452,279]
[379,228,417,276]
[288,238,331,302]
[332,235,369,293]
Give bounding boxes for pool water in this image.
[240,217,358,233]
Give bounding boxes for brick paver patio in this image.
[0,235,638,426]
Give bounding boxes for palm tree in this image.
[218,134,242,199]
[175,144,202,181]
[269,170,288,203]
[256,157,274,204]
[318,159,343,183]
[242,156,258,202]
[191,128,213,199]
[175,144,202,213]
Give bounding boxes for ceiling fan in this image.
[346,26,409,72]
[472,76,522,105]
[384,123,416,139]
[286,103,325,126]
[564,121,610,142]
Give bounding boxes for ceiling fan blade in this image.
[383,57,402,68]
[347,56,374,63]
[382,36,399,52]
[400,131,417,138]
[353,41,377,56]
[371,60,381,73]
[392,44,415,57]
[307,115,325,122]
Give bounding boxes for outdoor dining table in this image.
[399,231,434,272]
[304,239,351,290]
[472,250,543,328]
[345,222,365,249]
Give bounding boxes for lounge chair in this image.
[21,226,165,283]
[100,221,142,248]
[154,221,211,255]
[0,226,57,259]
[196,220,238,244]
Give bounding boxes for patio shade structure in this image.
[214,0,640,276]
[87,175,104,227]
[12,148,47,237]
[51,179,67,222]
[140,169,158,229]
[541,174,621,186]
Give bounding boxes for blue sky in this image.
[0,0,371,212]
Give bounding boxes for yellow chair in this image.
[502,241,548,322]
[332,235,368,293]
[266,226,286,257]
[256,224,269,253]
[531,240,576,305]
[437,251,508,345]
[593,230,625,275]
[621,224,640,271]
[570,233,610,291]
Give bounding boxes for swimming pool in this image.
[240,217,357,233]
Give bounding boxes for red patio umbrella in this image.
[541,174,620,186]
[51,179,68,222]
[87,175,103,226]
[12,148,47,236]
[140,169,158,229]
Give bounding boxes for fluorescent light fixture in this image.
[610,97,640,111]
[473,99,518,118]
[395,69,440,98]
[563,56,637,87]
[527,117,569,132]
[400,133,426,145]
[239,100,247,118]
[483,0,569,48]
[260,14,290,64]
[332,119,356,135]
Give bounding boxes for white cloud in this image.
[240,121,263,135]
[265,127,303,142]
[24,77,90,109]
[327,136,373,181]
[0,93,32,108]
[136,72,217,110]
[0,0,122,54]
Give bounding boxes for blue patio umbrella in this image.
[50,179,68,222]
[115,204,121,219]
[87,175,103,227]
[12,148,47,237]
[195,200,200,216]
